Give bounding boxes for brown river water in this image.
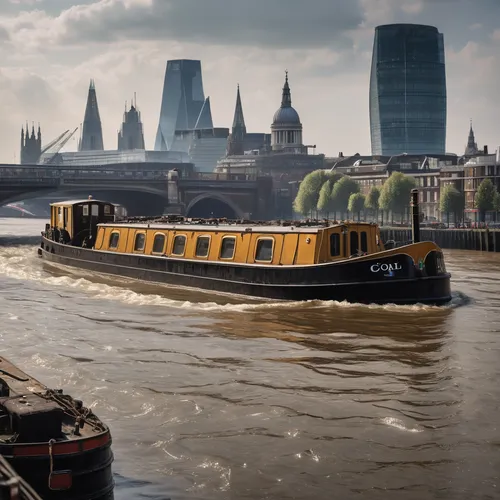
[0,218,498,500]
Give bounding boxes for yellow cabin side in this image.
[95,222,385,266]
[96,226,322,265]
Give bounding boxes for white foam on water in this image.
[0,245,469,313]
[381,416,424,433]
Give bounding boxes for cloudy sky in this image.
[0,0,499,163]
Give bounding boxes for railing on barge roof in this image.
[112,214,376,228]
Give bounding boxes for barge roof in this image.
[99,219,377,234]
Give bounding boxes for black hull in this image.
[40,237,452,305]
[2,445,114,500]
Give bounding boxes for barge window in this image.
[255,238,273,262]
[360,232,368,253]
[109,232,120,249]
[152,233,166,254]
[330,233,341,257]
[134,233,146,252]
[195,236,210,258]
[220,236,236,259]
[172,235,186,256]
[350,231,358,256]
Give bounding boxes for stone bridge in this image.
[0,164,274,218]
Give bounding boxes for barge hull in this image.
[40,237,451,305]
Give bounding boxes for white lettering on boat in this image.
[370,262,402,273]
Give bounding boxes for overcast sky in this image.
[0,0,499,163]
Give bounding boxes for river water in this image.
[0,218,498,500]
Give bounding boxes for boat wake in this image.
[0,245,469,314]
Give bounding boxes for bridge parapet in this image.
[0,165,170,182]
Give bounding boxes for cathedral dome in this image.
[272,106,301,125]
[271,72,301,127]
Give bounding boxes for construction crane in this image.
[38,127,79,165]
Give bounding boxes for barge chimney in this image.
[411,189,420,244]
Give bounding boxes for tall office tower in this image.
[79,79,104,151]
[369,24,447,155]
[154,59,211,151]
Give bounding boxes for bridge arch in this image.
[185,193,244,219]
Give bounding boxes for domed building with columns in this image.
[271,72,305,153]
[217,71,325,218]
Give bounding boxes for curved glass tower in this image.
[369,24,447,155]
[154,59,209,151]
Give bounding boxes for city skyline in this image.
[0,1,498,163]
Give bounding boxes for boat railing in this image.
[111,215,379,228]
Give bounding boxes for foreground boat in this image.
[0,456,41,499]
[39,191,451,305]
[0,357,114,499]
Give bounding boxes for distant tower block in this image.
[369,24,447,155]
[154,59,210,151]
[118,98,146,150]
[20,123,42,164]
[79,79,104,151]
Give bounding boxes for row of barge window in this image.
[108,229,369,261]
[109,231,274,261]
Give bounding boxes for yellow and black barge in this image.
[39,193,451,305]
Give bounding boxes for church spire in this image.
[79,79,104,151]
[465,119,478,156]
[232,84,246,131]
[226,84,247,156]
[281,70,292,108]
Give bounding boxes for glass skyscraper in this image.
[369,24,447,155]
[154,59,211,151]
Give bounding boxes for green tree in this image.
[317,172,344,218]
[493,191,500,223]
[348,193,365,221]
[365,186,380,222]
[379,172,416,224]
[293,170,332,216]
[475,178,497,222]
[439,185,465,226]
[331,176,360,218]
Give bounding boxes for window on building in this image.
[220,237,236,259]
[195,236,210,258]
[134,233,146,252]
[152,234,166,254]
[255,238,273,262]
[109,232,119,249]
[330,233,341,257]
[360,232,368,253]
[172,235,186,256]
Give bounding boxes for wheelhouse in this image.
[49,197,115,247]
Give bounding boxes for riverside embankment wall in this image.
[380,228,500,252]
